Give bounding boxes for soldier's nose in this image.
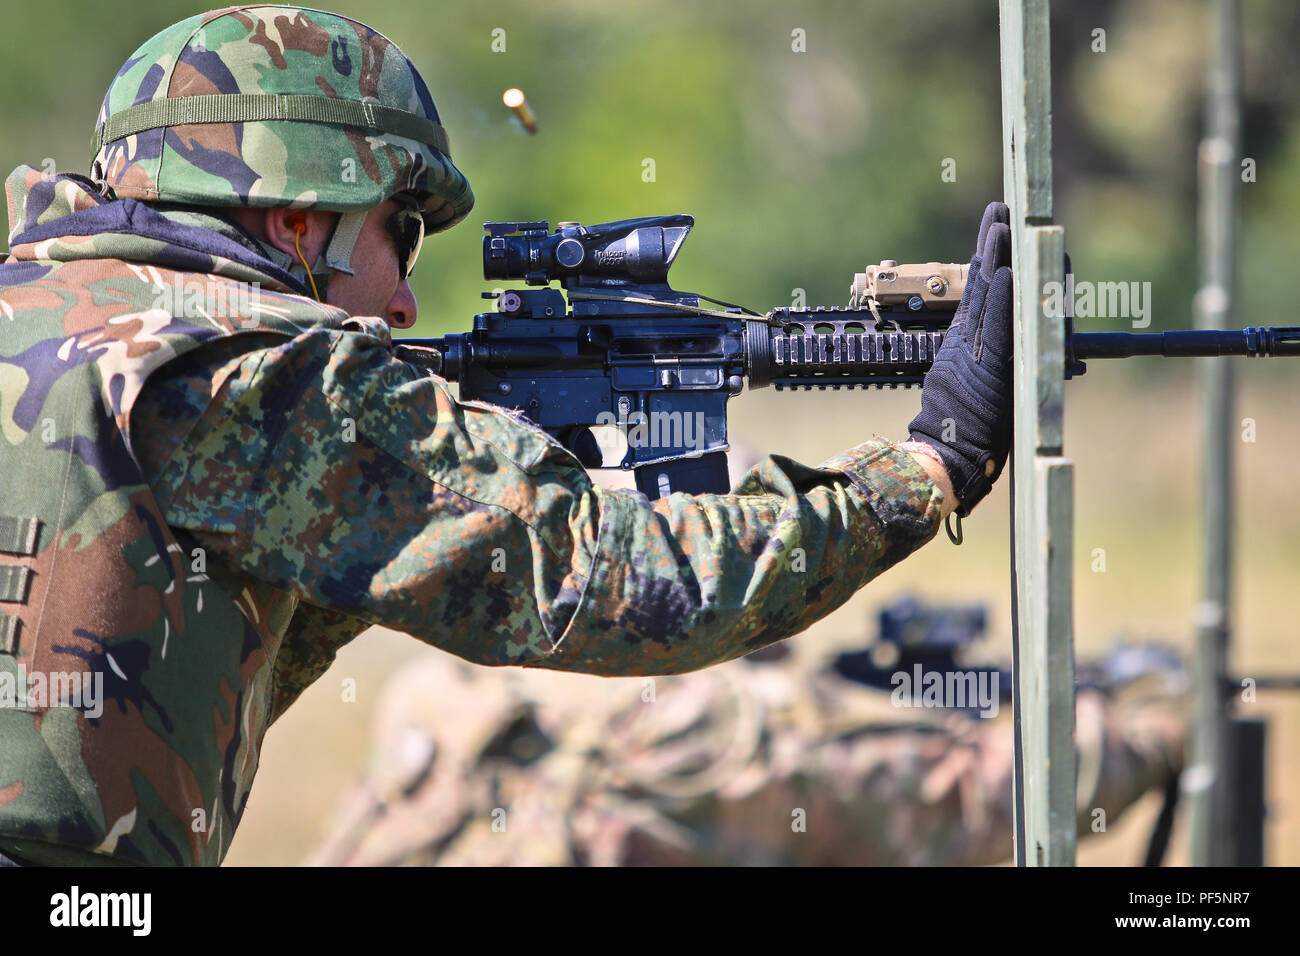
[388,279,417,329]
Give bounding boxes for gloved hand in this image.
[907,201,1014,516]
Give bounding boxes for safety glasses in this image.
[385,205,426,280]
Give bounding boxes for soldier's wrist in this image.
[901,440,956,519]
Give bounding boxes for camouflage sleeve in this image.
[135,319,944,677]
[268,603,372,725]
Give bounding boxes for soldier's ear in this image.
[263,208,333,263]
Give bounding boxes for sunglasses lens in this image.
[388,209,425,279]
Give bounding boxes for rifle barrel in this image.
[1072,326,1300,359]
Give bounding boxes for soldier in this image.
[304,624,1187,867]
[0,6,1012,866]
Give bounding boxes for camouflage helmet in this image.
[90,5,474,236]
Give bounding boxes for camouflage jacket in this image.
[0,167,943,865]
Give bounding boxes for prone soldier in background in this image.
[305,598,1187,867]
[0,5,1012,866]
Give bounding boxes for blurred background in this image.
[3,0,1297,865]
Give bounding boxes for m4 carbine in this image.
[400,214,1299,499]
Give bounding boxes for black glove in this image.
[907,201,1014,516]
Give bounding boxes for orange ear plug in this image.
[288,212,321,301]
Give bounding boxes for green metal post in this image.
[1189,0,1242,867]
[999,0,1076,866]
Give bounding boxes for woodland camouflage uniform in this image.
[0,6,944,866]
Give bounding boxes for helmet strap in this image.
[256,209,367,301]
[259,240,327,298]
[323,210,368,275]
